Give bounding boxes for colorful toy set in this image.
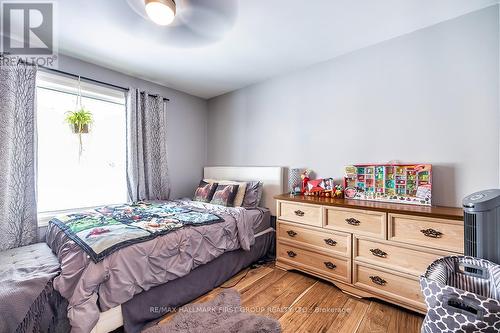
[343,164,432,206]
[304,178,344,198]
[300,170,343,198]
[289,169,344,198]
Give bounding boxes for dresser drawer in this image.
[388,214,464,253]
[324,206,386,239]
[353,236,451,276]
[277,241,350,283]
[277,221,350,257]
[353,262,426,311]
[277,201,322,227]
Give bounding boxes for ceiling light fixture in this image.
[145,0,176,26]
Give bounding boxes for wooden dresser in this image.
[275,194,464,314]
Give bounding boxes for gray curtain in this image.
[126,89,170,202]
[0,60,38,251]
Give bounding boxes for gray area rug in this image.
[142,289,281,333]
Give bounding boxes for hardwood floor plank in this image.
[239,268,287,303]
[386,306,424,333]
[356,302,397,333]
[222,265,275,293]
[263,273,317,320]
[406,312,424,332]
[278,281,334,333]
[295,284,350,333]
[386,308,408,333]
[325,297,370,333]
[242,271,307,309]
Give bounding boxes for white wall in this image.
[207,6,500,207]
[56,55,207,199]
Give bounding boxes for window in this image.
[36,71,127,213]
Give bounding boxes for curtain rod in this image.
[39,66,170,102]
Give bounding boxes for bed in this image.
[46,166,284,333]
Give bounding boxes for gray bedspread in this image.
[45,199,256,333]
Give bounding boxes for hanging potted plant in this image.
[65,108,93,134]
[65,76,93,158]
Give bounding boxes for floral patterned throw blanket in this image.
[50,201,223,263]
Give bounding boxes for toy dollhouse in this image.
[344,164,432,206]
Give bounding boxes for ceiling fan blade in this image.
[177,0,238,38]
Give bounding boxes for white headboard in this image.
[203,166,284,216]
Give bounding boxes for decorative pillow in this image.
[242,181,263,208]
[210,184,239,207]
[204,179,247,207]
[193,180,218,203]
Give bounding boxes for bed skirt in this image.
[121,229,275,333]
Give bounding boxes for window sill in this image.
[37,213,54,227]
[37,205,109,227]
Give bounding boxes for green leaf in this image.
[65,108,94,126]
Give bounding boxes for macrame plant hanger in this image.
[75,76,84,159]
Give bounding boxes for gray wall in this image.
[207,6,500,207]
[56,55,207,199]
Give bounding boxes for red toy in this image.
[300,169,311,194]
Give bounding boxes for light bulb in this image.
[145,0,176,26]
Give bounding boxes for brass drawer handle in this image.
[345,218,360,226]
[420,228,443,238]
[287,251,297,258]
[369,275,387,286]
[287,230,297,237]
[324,262,336,270]
[370,248,388,258]
[324,238,337,246]
[294,210,305,217]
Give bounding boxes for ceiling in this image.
[47,0,499,98]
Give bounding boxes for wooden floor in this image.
[159,264,424,333]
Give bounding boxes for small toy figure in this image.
[301,169,312,194]
[333,184,344,198]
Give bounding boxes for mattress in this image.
[248,207,271,234]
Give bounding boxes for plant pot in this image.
[71,124,89,134]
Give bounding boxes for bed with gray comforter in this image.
[46,199,260,333]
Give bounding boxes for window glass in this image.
[36,71,127,212]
